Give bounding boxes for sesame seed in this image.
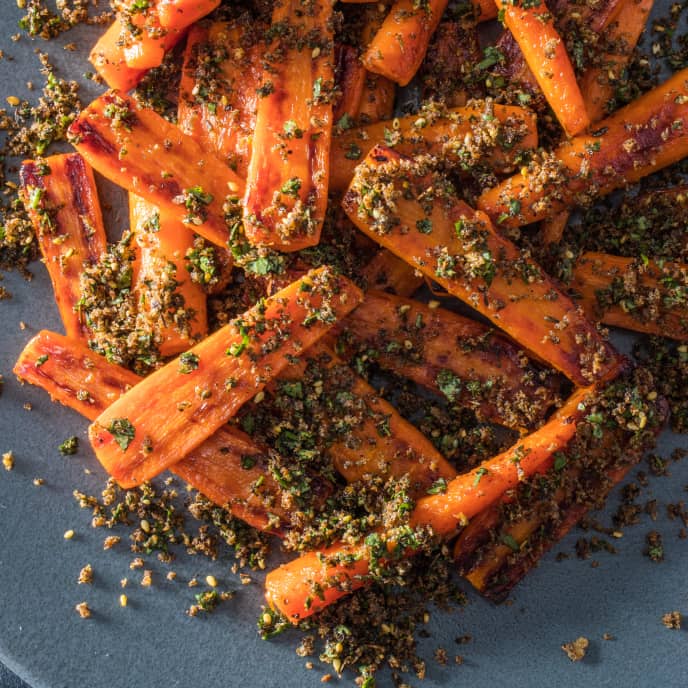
[206,575,218,588]
[119,594,128,607]
[63,529,75,540]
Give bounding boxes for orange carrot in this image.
[342,145,623,386]
[265,386,593,621]
[129,194,208,356]
[89,20,148,92]
[330,101,538,192]
[157,0,221,29]
[19,154,107,341]
[243,0,335,252]
[69,90,243,249]
[178,20,263,177]
[495,0,590,137]
[540,209,570,246]
[336,290,562,430]
[361,0,448,87]
[579,0,654,123]
[12,330,295,532]
[477,68,688,228]
[361,250,424,296]
[571,252,688,340]
[88,268,363,488]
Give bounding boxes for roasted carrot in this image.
[89,20,148,92]
[495,0,589,137]
[88,268,363,488]
[330,101,538,192]
[265,386,594,621]
[360,249,423,296]
[19,153,107,341]
[473,0,497,20]
[12,330,296,532]
[243,0,335,252]
[579,0,654,123]
[540,209,570,246]
[178,20,263,177]
[335,290,562,430]
[69,90,243,249]
[129,194,208,356]
[361,0,447,87]
[477,68,688,229]
[570,252,688,340]
[157,0,221,29]
[342,145,623,386]
[271,341,457,496]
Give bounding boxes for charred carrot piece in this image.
[265,386,594,622]
[271,341,457,496]
[342,145,623,386]
[88,268,363,488]
[496,0,589,137]
[336,290,562,430]
[12,330,294,532]
[157,0,221,29]
[89,20,148,92]
[69,91,243,249]
[571,252,688,341]
[478,69,688,229]
[473,0,497,20]
[178,20,263,177]
[243,0,335,252]
[361,0,447,87]
[19,154,107,341]
[330,102,537,192]
[361,250,423,296]
[129,194,208,357]
[579,0,654,123]
[540,209,570,246]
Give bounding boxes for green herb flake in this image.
[178,351,200,374]
[58,436,79,456]
[107,418,136,451]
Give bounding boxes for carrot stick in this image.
[129,194,208,356]
[178,20,263,177]
[361,0,448,87]
[330,101,538,192]
[579,0,654,123]
[12,330,295,532]
[495,0,590,137]
[69,90,243,249]
[89,20,148,92]
[540,209,570,246]
[88,268,363,488]
[477,68,688,229]
[571,252,688,341]
[157,0,221,29]
[335,290,562,430]
[360,249,423,296]
[342,145,623,386]
[273,341,457,496]
[265,386,593,622]
[19,153,107,341]
[242,0,335,252]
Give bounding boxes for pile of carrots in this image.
[12,0,687,640]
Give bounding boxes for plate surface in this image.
[1,5,688,688]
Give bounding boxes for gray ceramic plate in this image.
[2,5,688,688]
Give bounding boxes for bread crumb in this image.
[662,611,682,629]
[561,637,589,662]
[75,602,91,618]
[78,564,93,584]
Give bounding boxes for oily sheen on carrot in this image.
[336,290,561,430]
[342,146,622,386]
[69,91,243,250]
[571,252,688,341]
[178,20,263,177]
[12,330,294,531]
[360,249,424,296]
[330,101,537,192]
[89,20,149,92]
[19,153,107,341]
[157,0,221,29]
[477,68,688,228]
[243,0,334,252]
[129,193,208,356]
[265,386,592,622]
[88,268,363,488]
[361,0,448,87]
[496,0,590,137]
